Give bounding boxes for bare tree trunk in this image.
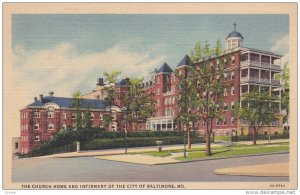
[188,126,191,149]
[252,126,257,145]
[205,119,212,156]
[268,123,271,143]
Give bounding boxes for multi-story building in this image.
[19,92,123,154]
[19,24,283,154]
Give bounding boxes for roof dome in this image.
[226,23,243,40]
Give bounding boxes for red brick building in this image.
[19,93,123,154]
[19,25,283,154]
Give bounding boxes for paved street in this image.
[12,153,289,182]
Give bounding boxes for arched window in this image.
[47,107,55,118]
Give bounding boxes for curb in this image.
[151,151,289,165]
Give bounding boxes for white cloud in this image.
[9,42,167,137]
[271,34,289,54]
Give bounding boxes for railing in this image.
[271,64,281,70]
[240,61,281,71]
[271,79,280,86]
[241,76,277,85]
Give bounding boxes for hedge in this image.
[94,130,199,139]
[231,133,289,142]
[82,136,204,150]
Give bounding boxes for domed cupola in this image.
[226,23,244,50]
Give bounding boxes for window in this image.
[91,113,94,120]
[112,125,117,131]
[224,73,227,81]
[62,112,67,119]
[224,103,228,111]
[231,71,235,80]
[223,117,227,126]
[62,124,67,130]
[224,88,227,96]
[203,121,206,127]
[216,119,220,126]
[112,114,116,120]
[15,142,19,149]
[34,123,39,130]
[81,112,85,119]
[99,114,103,120]
[231,102,235,110]
[231,117,235,125]
[72,114,76,119]
[231,56,235,64]
[34,135,40,141]
[33,111,40,118]
[231,86,235,95]
[47,108,55,118]
[48,123,54,130]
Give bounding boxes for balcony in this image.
[271,79,280,86]
[240,61,281,71]
[271,64,281,70]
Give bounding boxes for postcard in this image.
[2,2,297,192]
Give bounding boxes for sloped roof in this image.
[115,78,130,87]
[27,96,109,109]
[157,62,173,73]
[177,55,192,67]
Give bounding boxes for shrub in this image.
[82,136,204,150]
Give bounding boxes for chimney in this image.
[34,97,37,102]
[97,78,104,86]
[39,94,43,102]
[49,91,54,96]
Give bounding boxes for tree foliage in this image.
[234,92,279,145]
[189,40,228,155]
[275,64,289,124]
[124,77,155,130]
[103,71,121,130]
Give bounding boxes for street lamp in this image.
[183,124,187,159]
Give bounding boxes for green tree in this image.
[234,92,278,145]
[190,41,229,156]
[71,90,82,130]
[82,107,92,129]
[103,71,121,130]
[275,64,289,124]
[124,77,155,130]
[175,66,198,149]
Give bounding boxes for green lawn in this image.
[137,142,289,160]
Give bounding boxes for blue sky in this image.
[9,14,289,137]
[12,14,289,100]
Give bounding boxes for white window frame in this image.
[231,102,235,110]
[47,108,55,118]
[231,71,235,80]
[48,123,55,130]
[62,124,67,130]
[223,117,227,126]
[34,123,39,130]
[231,117,235,125]
[34,135,40,142]
[231,86,235,95]
[90,113,94,120]
[216,119,220,126]
[62,112,67,119]
[33,111,40,118]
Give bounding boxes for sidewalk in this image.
[214,162,289,177]
[38,139,288,159]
